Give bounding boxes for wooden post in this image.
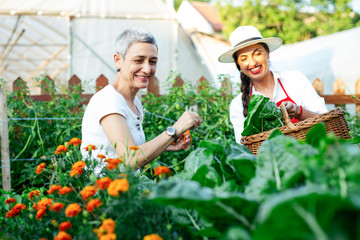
[197,76,209,92]
[221,76,232,96]
[172,75,184,88]
[333,78,345,109]
[312,78,323,96]
[0,88,11,192]
[95,74,108,92]
[147,76,160,96]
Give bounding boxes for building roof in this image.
[189,1,223,32]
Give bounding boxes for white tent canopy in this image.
[270,26,360,96]
[0,0,213,94]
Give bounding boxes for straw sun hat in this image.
[218,26,283,63]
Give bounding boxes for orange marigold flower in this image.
[50,202,65,213]
[129,146,139,151]
[99,233,116,240]
[101,219,116,233]
[69,161,86,177]
[54,145,68,154]
[70,161,86,177]
[143,233,164,240]
[107,178,129,197]
[36,163,46,174]
[96,177,112,190]
[59,221,72,231]
[28,190,41,200]
[97,154,107,160]
[80,186,96,201]
[84,144,97,151]
[154,166,171,176]
[6,203,26,218]
[47,185,62,194]
[93,227,107,239]
[65,203,82,217]
[86,198,102,212]
[39,238,47,240]
[36,208,47,220]
[58,186,73,195]
[106,158,123,170]
[12,203,26,212]
[54,231,72,240]
[5,210,17,218]
[33,198,53,211]
[68,137,82,146]
[5,198,17,204]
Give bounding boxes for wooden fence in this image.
[1,74,360,191]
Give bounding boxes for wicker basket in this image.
[240,106,351,155]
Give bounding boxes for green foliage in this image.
[2,72,235,194]
[149,128,360,239]
[142,72,234,172]
[242,94,285,136]
[4,75,84,192]
[218,0,360,43]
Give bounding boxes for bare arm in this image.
[101,111,201,169]
[283,101,319,120]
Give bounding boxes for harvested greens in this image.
[242,94,285,136]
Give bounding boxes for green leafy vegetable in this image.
[242,95,285,136]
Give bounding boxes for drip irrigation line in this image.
[9,117,82,121]
[144,110,206,134]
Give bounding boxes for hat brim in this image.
[218,37,283,63]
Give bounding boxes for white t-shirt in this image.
[80,85,146,160]
[230,70,328,143]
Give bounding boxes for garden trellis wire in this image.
[0,110,206,169]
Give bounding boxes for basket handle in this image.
[279,103,299,131]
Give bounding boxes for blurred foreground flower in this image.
[143,233,164,240]
[154,166,171,177]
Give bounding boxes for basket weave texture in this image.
[240,108,351,155]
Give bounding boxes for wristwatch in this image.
[166,127,178,140]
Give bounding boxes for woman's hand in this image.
[283,101,301,119]
[173,111,202,135]
[165,133,191,151]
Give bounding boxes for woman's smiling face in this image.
[117,42,158,89]
[236,43,270,81]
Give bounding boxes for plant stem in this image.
[185,209,201,231]
[338,167,347,199]
[271,154,281,191]
[215,201,252,229]
[292,202,328,240]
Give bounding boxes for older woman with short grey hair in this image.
[81,27,201,172]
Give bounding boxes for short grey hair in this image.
[115,27,158,58]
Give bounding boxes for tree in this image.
[218,0,360,43]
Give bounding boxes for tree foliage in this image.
[218,0,360,43]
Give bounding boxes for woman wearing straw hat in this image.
[218,26,327,143]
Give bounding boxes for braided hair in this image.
[232,43,270,117]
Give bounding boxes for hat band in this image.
[233,37,262,48]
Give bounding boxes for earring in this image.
[117,69,120,72]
